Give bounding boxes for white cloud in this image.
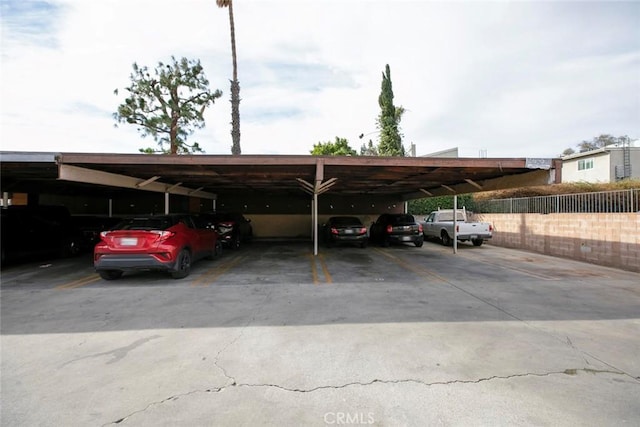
[1,0,638,158]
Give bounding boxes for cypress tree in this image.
[377,64,405,156]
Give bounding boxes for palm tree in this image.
[216,0,241,155]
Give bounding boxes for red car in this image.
[94,214,221,280]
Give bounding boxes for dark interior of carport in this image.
[0,152,560,251]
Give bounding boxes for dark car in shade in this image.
[197,212,253,250]
[369,213,424,247]
[1,205,85,265]
[321,216,368,248]
[94,214,221,280]
[72,215,123,247]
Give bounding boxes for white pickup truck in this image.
[421,209,493,247]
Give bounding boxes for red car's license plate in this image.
[120,237,138,246]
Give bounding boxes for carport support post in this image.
[165,192,169,214]
[453,195,458,254]
[313,192,318,256]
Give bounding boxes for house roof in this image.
[561,145,640,161]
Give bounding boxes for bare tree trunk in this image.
[170,87,179,154]
[230,79,241,155]
[228,1,241,155]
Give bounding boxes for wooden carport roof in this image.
[0,152,561,200]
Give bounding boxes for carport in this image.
[0,152,560,254]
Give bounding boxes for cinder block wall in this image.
[471,213,640,273]
[245,214,381,239]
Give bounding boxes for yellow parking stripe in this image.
[318,254,333,284]
[455,251,558,281]
[309,253,332,285]
[372,247,447,282]
[192,254,248,287]
[309,254,320,285]
[56,274,101,290]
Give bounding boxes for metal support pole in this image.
[165,192,170,214]
[313,192,318,256]
[310,199,314,241]
[2,192,9,208]
[453,195,458,254]
[108,198,113,217]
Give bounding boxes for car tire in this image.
[60,237,82,258]
[99,270,123,281]
[414,240,424,248]
[441,232,452,246]
[171,249,192,279]
[207,240,223,260]
[231,234,240,250]
[472,238,484,247]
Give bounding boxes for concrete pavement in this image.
[1,241,639,426]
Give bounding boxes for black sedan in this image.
[369,213,424,247]
[321,216,368,248]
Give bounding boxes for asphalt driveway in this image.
[1,241,639,426]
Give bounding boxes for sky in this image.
[1,0,639,159]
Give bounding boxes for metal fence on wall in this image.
[475,189,640,214]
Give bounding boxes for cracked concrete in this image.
[101,368,639,426]
[104,368,631,425]
[212,285,274,387]
[2,242,639,425]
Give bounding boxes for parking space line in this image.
[455,251,559,281]
[318,254,333,284]
[191,254,248,287]
[308,254,332,285]
[372,248,447,283]
[309,254,319,284]
[56,274,101,290]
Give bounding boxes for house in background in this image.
[561,143,640,183]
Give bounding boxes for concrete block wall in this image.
[472,213,640,273]
[245,214,381,239]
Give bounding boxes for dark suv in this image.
[197,212,253,249]
[369,213,424,247]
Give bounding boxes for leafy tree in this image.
[376,64,405,156]
[407,194,476,216]
[563,134,630,155]
[216,0,242,155]
[114,56,222,154]
[359,139,379,156]
[310,137,357,156]
[578,134,617,152]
